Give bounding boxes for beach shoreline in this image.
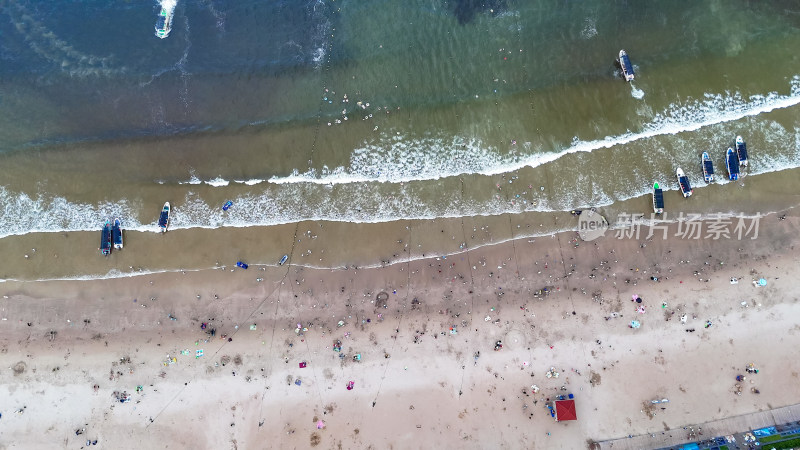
[2,212,799,448]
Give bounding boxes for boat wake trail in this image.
[630,83,645,99]
[4,0,122,77]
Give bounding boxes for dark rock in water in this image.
[448,0,507,25]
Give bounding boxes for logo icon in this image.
[577,209,608,241]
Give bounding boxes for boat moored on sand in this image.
[652,182,664,214]
[112,218,123,249]
[619,50,635,81]
[726,148,740,181]
[100,220,112,255]
[676,168,692,198]
[158,202,171,232]
[701,152,715,183]
[735,136,748,166]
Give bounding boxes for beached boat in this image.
[676,168,692,198]
[155,7,172,39]
[222,201,233,211]
[100,220,112,255]
[735,136,748,166]
[619,50,635,81]
[112,218,123,249]
[726,148,740,181]
[158,202,170,232]
[701,152,714,183]
[652,182,664,214]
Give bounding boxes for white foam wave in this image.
[271,76,800,186]
[0,266,208,284]
[180,174,202,185]
[0,187,154,239]
[630,83,645,99]
[236,179,265,186]
[205,177,229,187]
[176,176,262,187]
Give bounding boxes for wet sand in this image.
[1,211,799,449]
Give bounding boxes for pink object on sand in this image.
[299,362,307,368]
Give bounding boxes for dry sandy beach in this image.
[1,211,800,449]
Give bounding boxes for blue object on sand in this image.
[222,201,233,211]
[279,255,288,266]
[758,278,767,286]
[236,261,248,269]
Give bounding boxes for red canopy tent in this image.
[554,399,577,421]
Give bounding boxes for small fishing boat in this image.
[701,152,715,183]
[158,202,170,232]
[619,50,635,81]
[100,220,112,255]
[726,147,740,181]
[155,7,172,39]
[112,218,123,249]
[236,261,248,269]
[222,201,233,211]
[652,182,664,214]
[676,168,692,198]
[735,136,748,166]
[279,254,288,266]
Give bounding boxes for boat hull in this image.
[676,168,692,198]
[155,9,172,39]
[112,218,123,249]
[619,50,635,82]
[652,182,664,214]
[701,152,714,183]
[158,202,171,232]
[735,136,748,167]
[100,221,112,255]
[726,148,740,181]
